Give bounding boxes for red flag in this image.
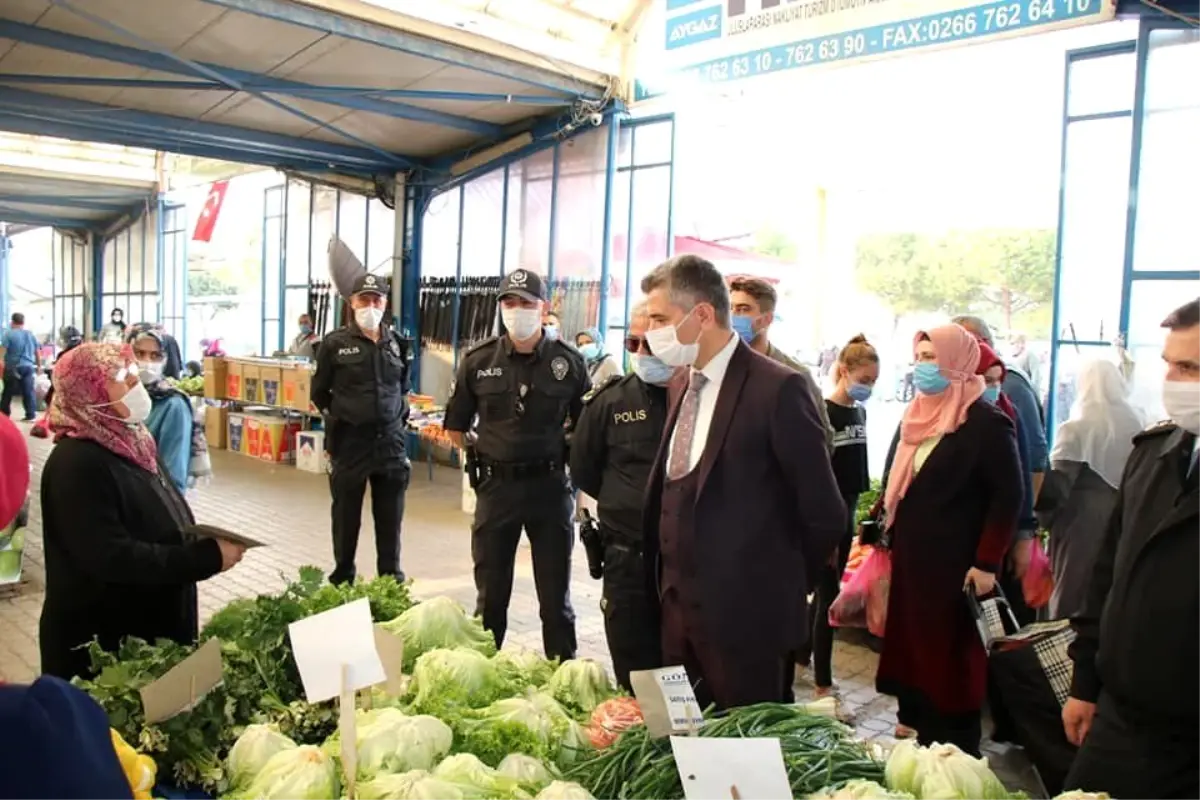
[192,180,230,242]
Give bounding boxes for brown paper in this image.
[373,625,406,697]
[340,664,358,800]
[140,638,224,724]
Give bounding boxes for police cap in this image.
[352,273,390,296]
[498,270,545,303]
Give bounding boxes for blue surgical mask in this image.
[544,325,559,340]
[731,315,757,344]
[982,385,1001,405]
[579,343,601,360]
[913,362,950,395]
[300,324,313,335]
[632,353,674,386]
[848,383,873,403]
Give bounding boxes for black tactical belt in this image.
[480,460,563,480]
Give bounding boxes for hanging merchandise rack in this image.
[545,278,601,339]
[306,280,335,337]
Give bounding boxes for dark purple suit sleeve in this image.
[769,372,845,585]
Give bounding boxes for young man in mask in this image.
[728,277,833,451]
[444,270,589,661]
[311,273,413,586]
[1062,298,1199,799]
[569,302,670,690]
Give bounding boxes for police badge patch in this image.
[389,339,400,357]
[448,379,456,398]
[550,356,569,381]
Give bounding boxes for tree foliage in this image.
[854,228,1056,334]
[752,226,798,261]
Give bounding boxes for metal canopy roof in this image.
[0,0,618,185]
[0,163,155,230]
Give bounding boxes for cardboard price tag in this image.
[372,625,406,697]
[629,666,705,737]
[288,598,385,703]
[340,664,358,800]
[670,736,793,800]
[140,637,224,724]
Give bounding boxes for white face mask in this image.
[112,381,153,425]
[644,310,700,368]
[355,306,384,331]
[1162,379,1200,435]
[138,361,163,384]
[502,306,542,341]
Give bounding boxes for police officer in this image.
[569,302,670,691]
[444,270,589,661]
[311,273,412,585]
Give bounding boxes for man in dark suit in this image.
[640,255,845,710]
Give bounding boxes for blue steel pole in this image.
[260,188,270,354]
[91,233,105,335]
[278,181,289,352]
[0,233,10,328]
[547,141,560,283]
[498,165,510,278]
[364,194,371,272]
[333,190,343,328]
[598,117,619,337]
[451,184,466,370]
[621,146,636,365]
[181,206,190,354]
[1044,52,1074,443]
[404,184,426,390]
[666,118,677,257]
[155,195,166,326]
[1117,20,1152,341]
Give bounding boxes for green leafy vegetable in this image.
[322,708,452,781]
[225,724,297,792]
[357,769,467,800]
[885,741,1011,800]
[493,648,557,691]
[545,659,615,717]
[496,753,558,789]
[222,744,338,800]
[807,779,915,798]
[431,753,529,799]
[456,692,590,769]
[380,596,496,670]
[535,781,595,800]
[408,648,509,714]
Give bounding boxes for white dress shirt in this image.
[668,331,739,475]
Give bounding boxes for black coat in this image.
[1068,423,1199,732]
[38,438,223,681]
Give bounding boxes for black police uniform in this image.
[444,289,589,661]
[568,372,668,691]
[310,274,412,586]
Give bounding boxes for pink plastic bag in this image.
[829,548,892,637]
[1022,539,1053,609]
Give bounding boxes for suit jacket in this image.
[642,339,845,653]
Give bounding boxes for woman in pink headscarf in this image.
[38,344,245,681]
[875,324,1023,755]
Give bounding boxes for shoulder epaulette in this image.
[582,374,621,405]
[1134,419,1178,441]
[463,336,499,358]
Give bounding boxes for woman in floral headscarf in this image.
[38,343,244,681]
[874,324,1023,756]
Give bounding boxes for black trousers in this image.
[987,561,1035,740]
[1065,693,1199,799]
[328,461,410,585]
[471,471,577,661]
[599,533,661,692]
[897,690,982,757]
[0,365,36,420]
[797,493,857,687]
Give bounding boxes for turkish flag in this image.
[192,180,230,242]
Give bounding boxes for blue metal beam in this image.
[0,86,408,174]
[194,0,606,100]
[0,73,572,105]
[0,205,94,229]
[0,193,145,211]
[41,4,439,158]
[0,17,499,138]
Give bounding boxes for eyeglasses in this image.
[625,336,651,355]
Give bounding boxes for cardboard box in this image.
[278,367,302,410]
[259,365,283,406]
[295,431,329,474]
[291,369,314,414]
[225,360,244,402]
[203,358,228,400]
[204,405,228,450]
[245,414,302,463]
[227,412,247,455]
[241,363,261,404]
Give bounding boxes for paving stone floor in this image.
[0,424,1043,795]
